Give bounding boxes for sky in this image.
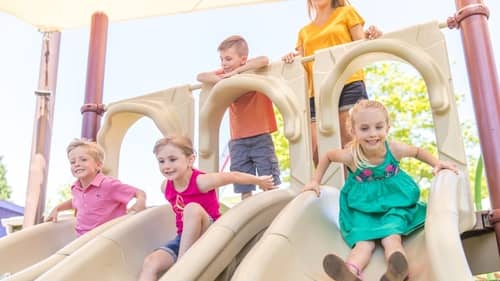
[0,0,499,208]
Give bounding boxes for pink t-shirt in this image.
[164,169,221,234]
[71,173,137,236]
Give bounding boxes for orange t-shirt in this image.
[297,6,365,97]
[229,91,277,140]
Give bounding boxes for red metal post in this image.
[81,12,108,140]
[23,31,61,227]
[454,0,500,252]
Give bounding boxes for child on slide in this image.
[138,135,276,281]
[303,100,457,281]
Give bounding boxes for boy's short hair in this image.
[67,138,105,164]
[217,35,249,57]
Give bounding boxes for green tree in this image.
[0,156,12,200]
[271,108,290,180]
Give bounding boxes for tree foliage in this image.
[0,156,12,200]
[271,108,290,182]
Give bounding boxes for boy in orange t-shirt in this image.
[197,35,281,200]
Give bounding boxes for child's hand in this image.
[433,161,458,175]
[281,52,297,64]
[220,71,236,79]
[365,25,383,40]
[302,181,321,197]
[257,175,277,191]
[45,208,59,223]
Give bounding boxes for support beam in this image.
[454,0,500,253]
[23,31,61,227]
[81,12,108,140]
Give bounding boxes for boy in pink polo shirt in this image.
[46,139,146,236]
[197,35,281,200]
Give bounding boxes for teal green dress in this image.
[339,141,426,248]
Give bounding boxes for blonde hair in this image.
[307,0,350,19]
[153,135,195,157]
[346,100,390,169]
[217,35,249,57]
[66,138,105,164]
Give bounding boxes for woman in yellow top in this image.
[282,0,381,165]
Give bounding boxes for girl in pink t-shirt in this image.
[139,135,276,281]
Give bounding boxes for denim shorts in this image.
[309,80,368,120]
[229,134,281,193]
[157,235,181,262]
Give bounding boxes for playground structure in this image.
[1,15,500,279]
[0,0,499,280]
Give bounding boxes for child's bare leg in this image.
[346,241,376,273]
[380,235,408,281]
[241,191,252,200]
[138,250,175,281]
[178,203,211,258]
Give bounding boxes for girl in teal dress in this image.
[303,100,457,281]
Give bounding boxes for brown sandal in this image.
[323,254,362,281]
[380,251,409,281]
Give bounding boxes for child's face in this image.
[219,47,247,74]
[155,143,195,181]
[351,108,389,151]
[68,146,102,183]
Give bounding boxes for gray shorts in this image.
[229,134,281,193]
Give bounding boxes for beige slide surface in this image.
[35,205,176,281]
[0,217,76,276]
[232,171,475,281]
[160,188,298,281]
[30,189,297,281]
[3,214,130,281]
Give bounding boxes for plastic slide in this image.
[0,217,76,277]
[3,214,131,281]
[32,205,175,281]
[159,188,298,281]
[29,189,297,281]
[231,171,476,281]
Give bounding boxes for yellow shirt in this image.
[297,6,365,97]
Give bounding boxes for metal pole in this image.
[453,0,500,253]
[23,31,61,227]
[81,12,108,140]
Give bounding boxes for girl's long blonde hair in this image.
[346,100,390,170]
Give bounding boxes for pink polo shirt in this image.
[71,172,138,236]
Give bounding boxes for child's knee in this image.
[183,203,204,218]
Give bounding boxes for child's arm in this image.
[303,149,350,196]
[393,141,458,175]
[127,189,147,213]
[196,70,223,85]
[196,171,276,193]
[45,199,73,223]
[223,56,269,78]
